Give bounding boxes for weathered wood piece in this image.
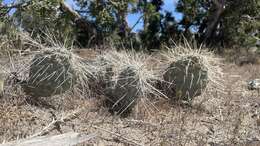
[0,132,95,146]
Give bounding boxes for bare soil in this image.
[0,50,259,146]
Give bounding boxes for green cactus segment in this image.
[23,49,77,97]
[163,56,208,101]
[105,67,139,117]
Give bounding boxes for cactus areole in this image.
[23,49,77,97]
[163,56,208,101]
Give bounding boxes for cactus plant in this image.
[105,67,139,117]
[163,56,208,101]
[22,48,77,97]
[95,50,163,116]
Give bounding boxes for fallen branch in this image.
[30,108,82,138]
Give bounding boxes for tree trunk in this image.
[143,0,149,32]
[116,10,129,38]
[203,0,225,44]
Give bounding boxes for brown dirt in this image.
[0,50,259,146]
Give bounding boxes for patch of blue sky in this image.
[66,0,77,9]
[127,0,183,32]
[2,0,17,15]
[162,0,183,21]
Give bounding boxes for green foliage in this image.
[0,0,11,34]
[13,0,76,45]
[89,1,116,35]
[236,19,260,47]
[129,0,179,50]
[161,12,180,45]
[139,3,162,50]
[76,0,136,39]
[176,0,209,33]
[222,0,260,48]
[0,5,8,22]
[2,0,259,50]
[177,0,260,48]
[0,18,21,55]
[0,20,18,40]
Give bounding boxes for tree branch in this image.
[59,1,81,21]
[129,15,144,32]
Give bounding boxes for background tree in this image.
[75,0,138,45]
[161,11,180,44]
[177,0,260,50]
[221,0,260,48]
[176,0,209,38]
[1,0,259,51]
[0,0,21,54]
[138,0,180,50]
[139,0,163,50]
[12,0,76,45]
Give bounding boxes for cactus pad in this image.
[22,49,77,97]
[163,56,208,101]
[105,67,139,117]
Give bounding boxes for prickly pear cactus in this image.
[22,49,77,97]
[163,56,208,101]
[105,67,139,117]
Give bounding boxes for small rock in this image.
[248,47,258,55]
[248,79,260,90]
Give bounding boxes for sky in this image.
[3,0,183,32]
[127,0,183,32]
